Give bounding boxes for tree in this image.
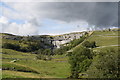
[43,49,51,55]
[94,48,118,78]
[82,41,91,48]
[82,41,96,48]
[69,36,86,49]
[2,43,20,51]
[69,46,93,78]
[90,41,96,48]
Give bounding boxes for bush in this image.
[68,46,93,78]
[70,36,86,48]
[2,43,20,51]
[54,46,69,55]
[54,36,86,55]
[94,48,118,78]
[43,49,52,55]
[82,41,96,48]
[87,48,119,78]
[36,54,52,61]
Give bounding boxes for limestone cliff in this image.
[1,31,88,49]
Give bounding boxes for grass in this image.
[2,72,24,78]
[2,59,70,78]
[51,54,69,61]
[93,31,118,35]
[88,36,118,46]
[2,48,70,78]
[2,39,19,44]
[87,31,119,46]
[2,48,36,57]
[1,30,119,78]
[2,70,41,78]
[83,31,119,78]
[67,30,119,78]
[16,58,70,78]
[2,62,40,74]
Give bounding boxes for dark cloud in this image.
[37,2,118,28]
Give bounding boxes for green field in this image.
[2,49,70,78]
[87,31,119,46]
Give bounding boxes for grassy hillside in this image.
[87,31,118,46]
[1,32,88,78]
[2,49,70,78]
[1,30,119,78]
[68,30,119,78]
[68,30,119,52]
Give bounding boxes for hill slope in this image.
[1,29,119,78]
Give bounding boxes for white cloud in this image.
[5,2,117,27]
[4,22,39,35]
[19,22,39,35]
[0,16,8,24]
[4,22,19,34]
[0,1,118,35]
[1,16,39,35]
[2,3,36,20]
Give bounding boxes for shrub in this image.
[94,48,118,78]
[87,48,119,78]
[70,36,86,48]
[54,36,86,55]
[68,46,93,78]
[36,54,52,61]
[2,43,20,51]
[82,41,96,48]
[43,49,52,55]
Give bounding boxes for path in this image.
[95,45,120,48]
[67,31,94,53]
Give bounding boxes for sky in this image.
[0,0,118,36]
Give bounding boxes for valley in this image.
[1,28,120,79]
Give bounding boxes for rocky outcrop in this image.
[1,33,22,40]
[1,31,88,49]
[52,32,86,48]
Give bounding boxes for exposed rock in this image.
[1,31,88,49]
[52,32,86,48]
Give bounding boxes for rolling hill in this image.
[1,28,120,79]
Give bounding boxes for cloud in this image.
[5,2,117,27]
[0,16,39,35]
[6,22,38,35]
[0,16,8,24]
[36,2,118,27]
[1,1,118,35]
[38,19,90,35]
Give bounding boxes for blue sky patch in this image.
[9,19,26,24]
[0,2,17,12]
